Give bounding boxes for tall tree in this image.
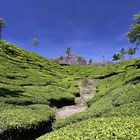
[127,13,140,48]
[113,53,121,63]
[120,48,126,60]
[101,54,105,65]
[127,47,136,59]
[32,38,39,53]
[0,18,5,39]
[65,47,71,56]
[32,38,39,47]
[88,58,92,65]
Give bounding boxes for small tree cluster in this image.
[113,47,136,62]
[127,47,136,59]
[120,48,127,60]
[113,53,121,62]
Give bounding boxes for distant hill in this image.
[90,60,113,66]
[54,53,113,66]
[54,53,87,65]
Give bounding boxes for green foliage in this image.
[0,104,55,138]
[1,40,140,139]
[128,46,136,58]
[127,13,140,46]
[0,40,80,137]
[112,53,121,62]
[52,59,140,130]
[120,48,126,60]
[65,47,71,56]
[38,116,140,140]
[0,40,78,105]
[103,101,140,117]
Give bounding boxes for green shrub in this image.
[53,64,140,130]
[103,101,140,117]
[0,104,55,138]
[38,116,140,140]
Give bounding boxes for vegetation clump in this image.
[38,117,140,140]
[0,40,79,138]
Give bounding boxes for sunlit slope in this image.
[0,40,79,139]
[39,116,140,140]
[39,58,140,139]
[0,40,79,105]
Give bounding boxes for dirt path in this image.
[55,79,98,118]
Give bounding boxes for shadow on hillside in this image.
[95,72,120,79]
[0,88,24,97]
[49,98,75,108]
[126,76,140,85]
[0,118,54,140]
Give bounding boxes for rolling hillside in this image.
[0,40,79,139]
[39,56,140,139]
[0,40,140,139]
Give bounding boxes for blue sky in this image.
[0,0,140,61]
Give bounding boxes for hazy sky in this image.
[0,0,140,60]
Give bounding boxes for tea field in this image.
[0,40,140,139]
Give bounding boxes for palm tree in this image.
[127,13,140,47]
[32,38,39,53]
[32,38,39,47]
[0,18,6,39]
[101,54,105,65]
[65,47,71,56]
[120,48,126,60]
[113,53,121,63]
[127,47,136,59]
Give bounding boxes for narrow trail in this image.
[55,79,98,118]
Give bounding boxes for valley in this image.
[0,40,140,140]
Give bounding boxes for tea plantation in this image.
[39,117,140,140]
[39,58,140,138]
[0,40,79,139]
[0,40,140,139]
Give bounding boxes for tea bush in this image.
[0,104,55,138]
[38,116,140,140]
